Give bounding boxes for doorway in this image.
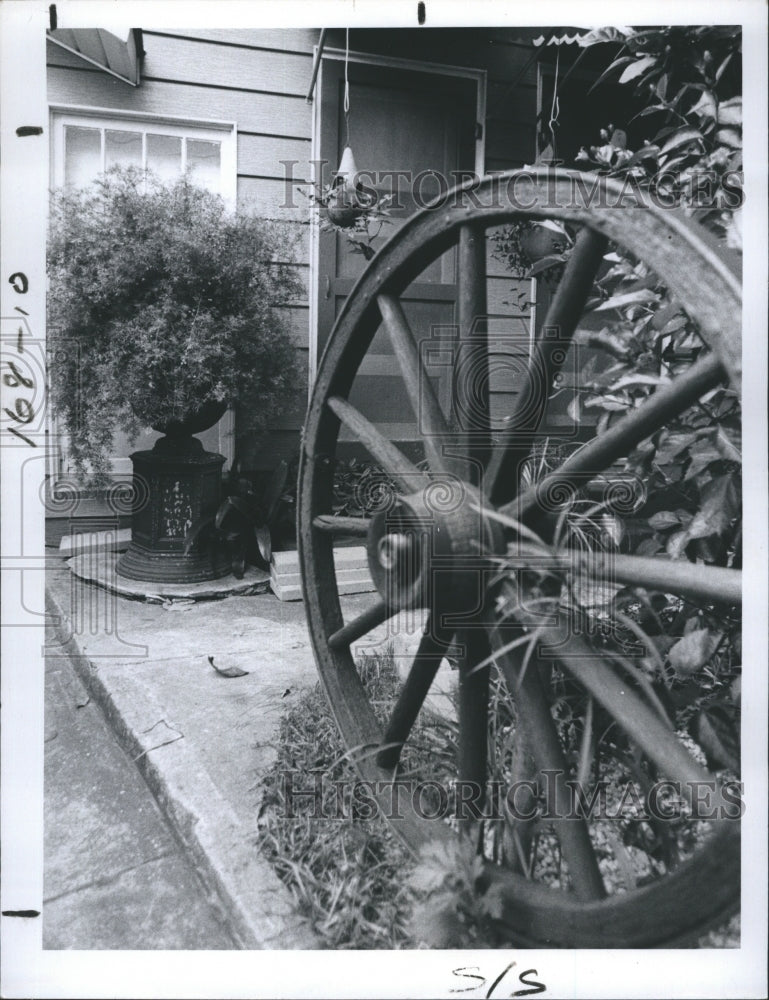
[314,52,484,456]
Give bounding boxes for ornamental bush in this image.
[48,167,302,484]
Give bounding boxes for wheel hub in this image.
[366,479,506,611]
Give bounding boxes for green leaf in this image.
[593,289,659,312]
[481,883,506,920]
[654,427,708,466]
[574,328,633,361]
[651,300,685,330]
[690,704,739,771]
[608,373,670,392]
[619,55,658,84]
[659,128,704,157]
[537,218,572,236]
[636,535,663,556]
[668,628,719,677]
[584,394,631,412]
[647,510,686,530]
[633,105,668,118]
[182,514,215,555]
[526,253,568,278]
[263,459,290,523]
[666,529,691,559]
[714,427,741,462]
[624,143,661,167]
[410,839,457,893]
[684,441,725,481]
[688,90,717,122]
[715,52,734,84]
[686,474,739,540]
[255,525,272,565]
[717,97,742,126]
[215,494,253,530]
[715,127,742,149]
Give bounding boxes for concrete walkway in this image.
[44,625,237,949]
[44,549,402,950]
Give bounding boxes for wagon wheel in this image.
[298,171,741,948]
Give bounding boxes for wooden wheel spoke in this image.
[457,628,491,798]
[593,552,741,605]
[493,624,607,900]
[327,396,429,493]
[377,294,451,476]
[312,514,371,537]
[507,730,539,876]
[376,615,452,770]
[488,227,608,505]
[328,598,392,650]
[503,546,742,606]
[524,607,714,788]
[505,351,727,524]
[455,224,490,480]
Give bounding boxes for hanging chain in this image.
[548,45,561,162]
[344,27,351,146]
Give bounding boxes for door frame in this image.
[308,46,487,387]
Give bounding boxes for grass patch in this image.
[255,651,420,949]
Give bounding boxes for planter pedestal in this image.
[116,434,228,584]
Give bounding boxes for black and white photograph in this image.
[1,1,766,997]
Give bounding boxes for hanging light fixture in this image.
[327,28,370,228]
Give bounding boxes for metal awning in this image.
[530,31,589,46]
[47,28,144,87]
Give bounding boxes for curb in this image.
[45,585,320,950]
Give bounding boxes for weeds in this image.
[255,653,418,949]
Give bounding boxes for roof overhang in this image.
[47,28,144,87]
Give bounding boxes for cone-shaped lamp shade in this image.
[334,145,358,188]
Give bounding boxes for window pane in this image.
[147,133,182,183]
[64,126,101,187]
[105,129,142,170]
[186,139,221,191]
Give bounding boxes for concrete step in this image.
[59,527,132,555]
[270,546,375,601]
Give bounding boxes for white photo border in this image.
[1,1,766,997]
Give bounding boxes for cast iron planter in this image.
[116,401,230,583]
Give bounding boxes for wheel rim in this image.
[298,170,741,947]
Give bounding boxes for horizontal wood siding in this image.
[48,27,541,471]
[237,176,309,222]
[174,28,318,54]
[48,65,312,136]
[237,133,310,180]
[141,33,312,94]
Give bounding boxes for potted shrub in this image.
[48,166,302,582]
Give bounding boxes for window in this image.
[51,108,236,204]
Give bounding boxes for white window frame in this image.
[50,104,237,208]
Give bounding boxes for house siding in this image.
[48,26,540,472]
